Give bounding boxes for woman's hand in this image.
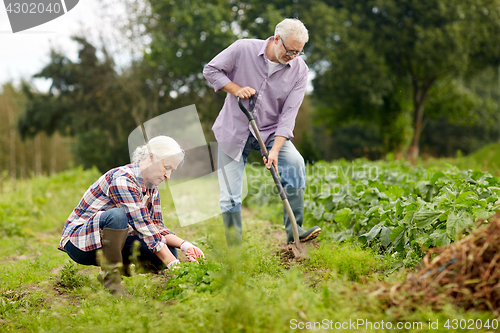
[180,241,205,262]
[166,259,181,270]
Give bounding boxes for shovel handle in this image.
[238,97,286,201]
[237,96,255,121]
[237,96,302,246]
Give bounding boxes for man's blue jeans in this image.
[64,208,177,271]
[218,134,305,213]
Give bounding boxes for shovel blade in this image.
[290,242,310,259]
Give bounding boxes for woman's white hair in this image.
[275,18,309,44]
[132,135,185,165]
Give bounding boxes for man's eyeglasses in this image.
[280,36,304,56]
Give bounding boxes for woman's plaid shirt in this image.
[58,162,172,253]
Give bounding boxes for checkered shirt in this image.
[58,162,172,253]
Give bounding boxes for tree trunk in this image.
[409,98,425,160]
[51,135,57,175]
[9,124,16,181]
[408,75,435,160]
[35,135,42,176]
[20,140,26,179]
[6,95,16,181]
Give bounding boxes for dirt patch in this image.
[275,240,320,269]
[0,252,41,264]
[373,211,500,314]
[0,283,53,311]
[51,265,64,275]
[51,282,85,306]
[275,244,296,269]
[0,289,31,300]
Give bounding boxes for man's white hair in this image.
[132,135,185,165]
[275,18,309,44]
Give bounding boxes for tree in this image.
[18,37,138,172]
[0,83,73,179]
[304,0,500,158]
[118,0,243,127]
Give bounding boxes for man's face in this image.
[274,34,305,65]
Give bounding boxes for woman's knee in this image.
[64,241,98,266]
[100,208,129,230]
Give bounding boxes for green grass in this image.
[0,167,497,332]
[466,142,500,172]
[304,242,386,282]
[420,142,500,175]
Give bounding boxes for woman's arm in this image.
[164,233,184,248]
[155,245,178,265]
[155,234,204,267]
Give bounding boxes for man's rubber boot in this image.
[222,211,242,246]
[98,228,129,296]
[283,188,321,244]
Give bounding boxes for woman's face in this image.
[144,155,181,186]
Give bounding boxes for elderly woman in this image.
[58,136,204,295]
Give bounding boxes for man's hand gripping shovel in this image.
[237,96,309,259]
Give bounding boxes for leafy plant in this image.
[159,260,222,301]
[245,159,500,268]
[308,161,500,266]
[58,261,90,290]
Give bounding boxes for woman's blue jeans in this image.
[64,208,177,272]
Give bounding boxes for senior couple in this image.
[58,18,320,295]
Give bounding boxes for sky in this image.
[0,0,124,92]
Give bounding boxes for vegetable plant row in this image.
[245,159,500,268]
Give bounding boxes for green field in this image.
[0,162,498,332]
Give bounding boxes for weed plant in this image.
[58,262,90,290]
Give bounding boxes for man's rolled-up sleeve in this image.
[108,176,165,252]
[203,40,242,92]
[275,72,308,140]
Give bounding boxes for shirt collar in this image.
[131,161,147,192]
[259,36,294,68]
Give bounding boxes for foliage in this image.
[159,260,223,301]
[17,38,142,172]
[315,122,386,161]
[305,0,500,158]
[0,166,497,331]
[0,166,101,239]
[118,0,237,127]
[15,0,500,170]
[245,158,500,269]
[467,143,500,171]
[0,83,73,178]
[58,261,90,290]
[308,160,500,266]
[305,242,385,282]
[297,131,321,164]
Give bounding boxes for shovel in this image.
[237,96,309,259]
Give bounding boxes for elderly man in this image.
[203,18,321,246]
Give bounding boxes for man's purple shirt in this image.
[203,36,309,161]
